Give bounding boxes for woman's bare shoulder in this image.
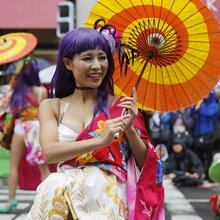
[40,98,60,110]
[40,97,59,104]
[39,98,62,121]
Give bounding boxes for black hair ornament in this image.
[94,19,139,77]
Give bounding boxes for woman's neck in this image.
[71,89,98,104]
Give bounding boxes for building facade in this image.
[0,0,96,63]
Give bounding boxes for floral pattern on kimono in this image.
[18,94,46,165]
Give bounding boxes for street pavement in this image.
[0,177,219,219]
[0,179,34,219]
[164,179,218,220]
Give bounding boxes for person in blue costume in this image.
[190,90,220,175]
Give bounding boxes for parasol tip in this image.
[147,50,154,59]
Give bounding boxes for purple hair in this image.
[51,27,115,116]
[10,59,41,114]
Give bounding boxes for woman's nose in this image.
[91,58,101,69]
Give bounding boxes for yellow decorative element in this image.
[105,176,120,204]
[96,120,124,143]
[52,197,67,211]
[119,199,128,218]
[55,187,65,196]
[75,152,97,165]
[102,170,128,217]
[48,187,68,220]
[64,189,79,220]
[95,120,105,134]
[48,209,67,219]
[20,106,38,120]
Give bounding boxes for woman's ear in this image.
[63,58,72,71]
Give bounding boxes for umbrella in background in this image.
[0,33,37,65]
[86,0,220,112]
[5,57,51,75]
[39,64,56,84]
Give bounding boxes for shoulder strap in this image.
[58,101,70,123]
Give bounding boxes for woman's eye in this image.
[99,55,107,60]
[82,57,91,61]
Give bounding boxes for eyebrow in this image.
[81,51,106,56]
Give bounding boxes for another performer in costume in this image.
[0,60,50,213]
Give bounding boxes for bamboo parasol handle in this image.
[114,53,152,139]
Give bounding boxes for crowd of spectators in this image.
[145,84,220,187]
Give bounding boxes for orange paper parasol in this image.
[86,0,220,112]
[0,33,37,65]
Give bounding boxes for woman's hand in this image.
[117,87,138,130]
[99,114,130,146]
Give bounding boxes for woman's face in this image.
[65,48,108,89]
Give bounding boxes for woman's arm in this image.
[118,88,148,169]
[39,98,129,163]
[124,125,148,169]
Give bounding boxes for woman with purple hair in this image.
[26,25,164,220]
[0,59,50,213]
